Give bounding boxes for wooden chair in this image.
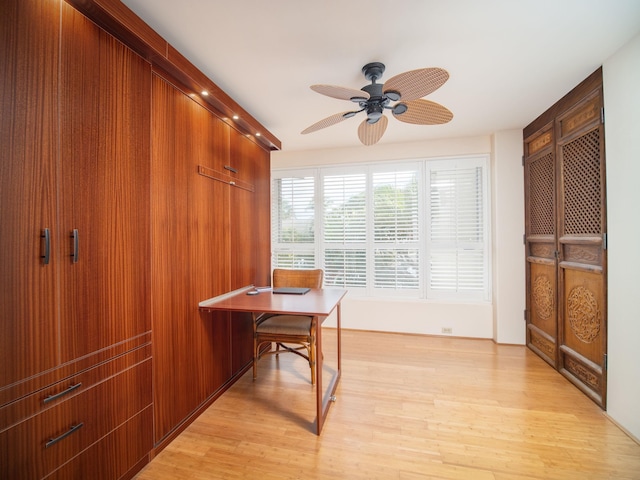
[253,268,324,385]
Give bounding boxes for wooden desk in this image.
[199,286,347,435]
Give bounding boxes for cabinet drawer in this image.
[0,333,151,411]
[45,406,153,480]
[0,358,152,479]
[0,344,151,431]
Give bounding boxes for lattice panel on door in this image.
[562,129,601,235]
[528,153,555,235]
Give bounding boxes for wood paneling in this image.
[228,130,271,373]
[2,2,154,477]
[253,145,273,287]
[3,0,276,475]
[0,356,151,479]
[0,345,151,431]
[151,74,251,444]
[151,75,200,442]
[59,1,151,362]
[0,0,61,390]
[151,72,273,445]
[47,406,153,480]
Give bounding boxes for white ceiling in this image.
[121,0,640,152]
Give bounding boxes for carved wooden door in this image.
[524,69,607,408]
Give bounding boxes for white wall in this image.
[272,135,525,341]
[603,32,640,441]
[491,131,526,344]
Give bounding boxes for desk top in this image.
[199,286,347,316]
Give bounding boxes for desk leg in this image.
[315,315,323,435]
[315,302,342,435]
[252,312,258,380]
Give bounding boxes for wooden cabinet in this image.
[58,2,151,362]
[228,129,272,372]
[151,75,232,443]
[151,74,271,446]
[3,0,276,473]
[0,0,152,477]
[0,347,152,479]
[524,68,607,407]
[0,0,61,394]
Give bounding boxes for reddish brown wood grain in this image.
[0,357,151,479]
[0,0,61,391]
[58,1,152,364]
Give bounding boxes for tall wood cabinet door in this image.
[556,90,607,408]
[253,143,272,287]
[189,111,232,399]
[524,70,607,409]
[151,75,198,442]
[524,126,558,367]
[229,131,271,373]
[0,0,61,389]
[229,130,270,289]
[58,4,151,362]
[151,75,233,442]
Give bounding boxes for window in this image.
[322,172,367,288]
[371,169,420,292]
[271,156,490,301]
[270,173,316,269]
[426,158,488,299]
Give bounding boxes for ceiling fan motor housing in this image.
[361,83,389,123]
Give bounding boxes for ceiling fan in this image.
[301,62,453,146]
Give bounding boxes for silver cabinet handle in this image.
[45,423,84,448]
[43,383,82,404]
[41,228,50,265]
[71,229,79,263]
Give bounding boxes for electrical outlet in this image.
[441,327,453,335]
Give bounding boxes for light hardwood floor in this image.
[135,330,640,479]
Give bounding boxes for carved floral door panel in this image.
[525,128,558,367]
[524,69,607,408]
[556,93,607,407]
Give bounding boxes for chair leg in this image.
[253,337,258,381]
[310,338,316,386]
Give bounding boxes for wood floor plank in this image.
[135,330,640,480]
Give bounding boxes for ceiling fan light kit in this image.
[302,61,453,146]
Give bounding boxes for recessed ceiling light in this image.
[255,132,261,137]
[201,90,209,96]
[232,115,239,120]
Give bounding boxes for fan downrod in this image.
[362,62,385,82]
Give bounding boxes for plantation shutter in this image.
[427,161,487,298]
[322,173,367,287]
[372,170,420,290]
[271,176,316,269]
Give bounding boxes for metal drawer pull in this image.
[45,423,84,448]
[71,229,79,263]
[224,165,238,174]
[41,228,50,265]
[43,383,82,404]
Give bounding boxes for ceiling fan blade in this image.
[392,99,453,125]
[357,115,388,146]
[301,111,354,134]
[383,68,449,101]
[310,84,370,102]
